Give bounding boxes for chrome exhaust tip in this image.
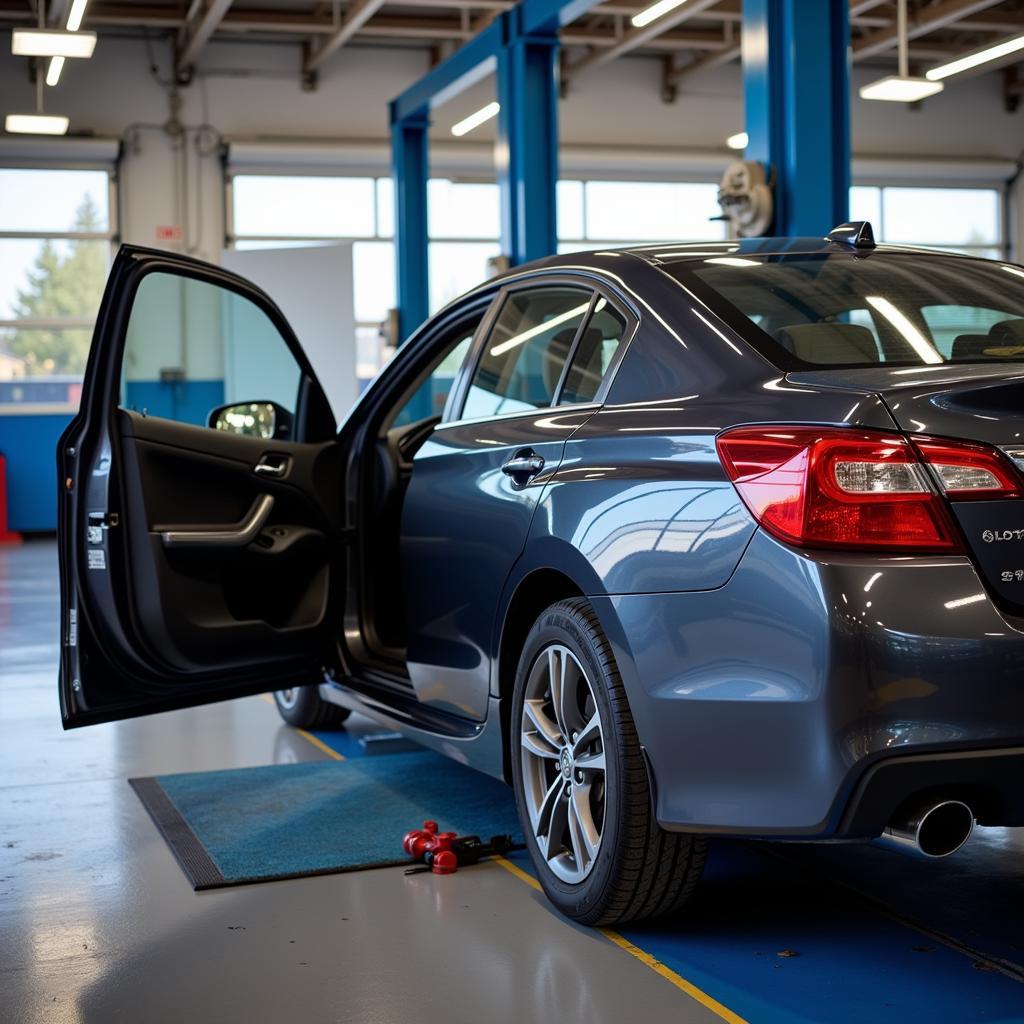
[879,799,975,859]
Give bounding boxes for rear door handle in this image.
[158,494,275,548]
[502,450,545,487]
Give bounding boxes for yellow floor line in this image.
[491,855,748,1024]
[257,692,345,761]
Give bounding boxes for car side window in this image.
[119,271,303,439]
[559,298,629,405]
[390,317,481,428]
[461,286,592,420]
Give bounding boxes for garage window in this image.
[850,185,1003,259]
[0,167,115,407]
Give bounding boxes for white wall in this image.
[1,33,1021,263]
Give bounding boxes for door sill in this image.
[324,677,484,740]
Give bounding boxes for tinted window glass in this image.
[391,322,479,428]
[560,299,628,404]
[920,305,1016,359]
[462,287,591,419]
[119,272,302,430]
[682,254,1024,367]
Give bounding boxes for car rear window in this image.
[676,252,1024,369]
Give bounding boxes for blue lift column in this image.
[389,112,430,344]
[496,18,559,265]
[742,0,851,236]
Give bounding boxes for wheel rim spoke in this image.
[569,784,600,865]
[573,711,601,756]
[548,646,570,739]
[536,776,567,859]
[522,728,560,760]
[524,699,562,752]
[573,749,605,774]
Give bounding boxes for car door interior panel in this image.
[116,409,343,673]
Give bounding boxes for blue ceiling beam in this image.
[742,0,851,237]
[388,0,603,341]
[390,20,503,124]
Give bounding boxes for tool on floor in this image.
[402,820,522,875]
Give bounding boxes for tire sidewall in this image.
[510,602,625,919]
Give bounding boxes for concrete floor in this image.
[0,542,721,1024]
[6,540,1024,1023]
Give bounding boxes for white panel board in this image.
[221,244,357,422]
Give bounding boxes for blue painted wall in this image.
[123,379,225,428]
[0,413,72,533]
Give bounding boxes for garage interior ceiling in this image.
[2,0,1024,90]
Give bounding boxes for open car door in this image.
[58,246,346,727]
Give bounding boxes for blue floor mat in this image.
[130,752,522,889]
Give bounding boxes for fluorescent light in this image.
[726,131,748,150]
[631,0,688,28]
[451,101,500,137]
[865,296,943,364]
[66,0,89,31]
[944,593,986,610]
[489,301,591,357]
[11,28,96,58]
[927,33,1024,81]
[859,75,944,102]
[5,113,70,135]
[704,256,761,268]
[46,56,65,87]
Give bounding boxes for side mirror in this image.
[208,401,294,440]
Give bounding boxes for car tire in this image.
[273,686,351,730]
[510,598,708,926]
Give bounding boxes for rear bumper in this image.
[840,745,1024,835]
[593,529,1024,838]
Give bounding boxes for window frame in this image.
[443,272,638,426]
[0,162,118,408]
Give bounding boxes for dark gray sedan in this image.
[59,223,1024,924]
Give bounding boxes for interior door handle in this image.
[254,454,290,477]
[158,494,275,548]
[502,451,545,485]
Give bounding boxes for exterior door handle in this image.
[158,494,275,548]
[502,450,545,486]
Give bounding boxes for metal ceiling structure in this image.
[2,0,1024,89]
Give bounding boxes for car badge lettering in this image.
[982,529,1024,543]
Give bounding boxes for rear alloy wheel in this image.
[511,598,708,926]
[272,685,351,730]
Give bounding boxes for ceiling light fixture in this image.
[450,101,500,137]
[631,0,689,28]
[66,0,90,32]
[726,131,748,150]
[926,33,1024,81]
[11,28,96,58]
[860,0,943,102]
[6,55,69,135]
[45,56,65,87]
[5,113,69,135]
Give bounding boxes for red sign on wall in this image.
[155,226,183,243]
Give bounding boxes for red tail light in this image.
[716,427,984,552]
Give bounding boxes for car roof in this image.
[549,238,986,268]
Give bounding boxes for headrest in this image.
[774,323,878,364]
[988,319,1024,345]
[951,334,994,359]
